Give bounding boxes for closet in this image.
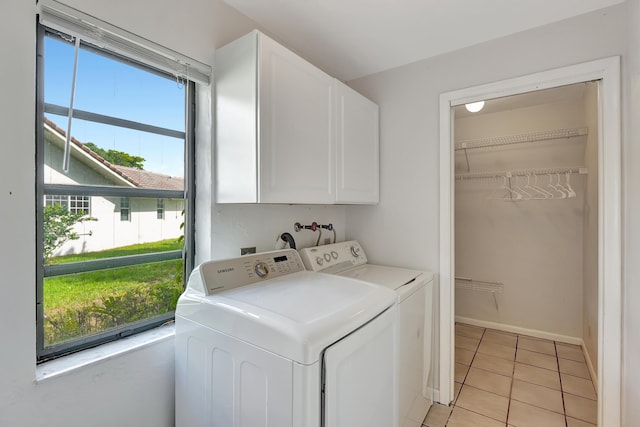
[453,82,599,371]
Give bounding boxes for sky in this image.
[44,35,186,178]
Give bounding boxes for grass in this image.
[45,238,183,311]
[47,238,183,264]
[43,239,185,345]
[44,259,182,311]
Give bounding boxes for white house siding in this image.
[52,196,184,256]
[44,126,184,256]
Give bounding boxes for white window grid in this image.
[45,194,90,215]
[157,198,164,220]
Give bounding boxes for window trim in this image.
[37,0,211,85]
[157,198,164,220]
[120,197,130,221]
[45,194,91,215]
[36,24,196,362]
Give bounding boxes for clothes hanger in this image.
[498,174,523,201]
[547,173,567,198]
[565,172,577,198]
[554,173,571,199]
[525,174,553,199]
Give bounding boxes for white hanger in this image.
[547,173,567,199]
[513,175,537,200]
[499,174,523,201]
[555,173,572,198]
[565,173,577,198]
[525,174,553,199]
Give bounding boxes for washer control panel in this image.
[196,249,305,295]
[298,240,368,273]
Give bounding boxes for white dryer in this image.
[299,241,434,427]
[175,248,398,427]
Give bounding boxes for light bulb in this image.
[465,101,485,113]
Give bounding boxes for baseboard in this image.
[582,341,598,392]
[431,388,441,405]
[455,316,582,345]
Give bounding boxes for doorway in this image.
[451,81,599,426]
[438,57,621,426]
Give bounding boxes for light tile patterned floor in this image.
[423,323,597,427]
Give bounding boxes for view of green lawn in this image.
[44,239,184,346]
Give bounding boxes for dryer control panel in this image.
[299,240,368,273]
[195,249,305,295]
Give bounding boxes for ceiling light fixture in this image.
[465,101,485,113]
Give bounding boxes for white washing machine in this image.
[299,241,434,427]
[175,248,398,427]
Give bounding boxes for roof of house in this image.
[44,117,184,191]
[110,165,184,191]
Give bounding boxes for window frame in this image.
[120,197,131,221]
[45,194,91,215]
[35,24,196,362]
[156,198,164,220]
[69,195,90,215]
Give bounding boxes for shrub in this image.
[43,204,96,261]
[44,281,183,346]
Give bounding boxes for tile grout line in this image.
[449,324,495,426]
[448,326,487,425]
[555,340,570,427]
[504,333,519,427]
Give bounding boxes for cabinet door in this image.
[336,82,379,204]
[259,34,335,204]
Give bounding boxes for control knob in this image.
[350,245,361,258]
[316,256,324,266]
[254,262,269,278]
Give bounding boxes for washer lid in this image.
[177,270,395,364]
[337,264,432,291]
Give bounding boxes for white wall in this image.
[582,83,599,371]
[346,3,628,409]
[624,0,640,424]
[0,1,346,426]
[454,99,588,339]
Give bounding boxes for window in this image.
[45,195,90,215]
[45,194,68,210]
[69,195,90,214]
[157,198,164,220]
[120,197,130,221]
[35,12,201,361]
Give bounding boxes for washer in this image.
[175,248,398,427]
[299,241,434,427]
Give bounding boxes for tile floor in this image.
[423,323,597,427]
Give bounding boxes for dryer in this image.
[175,248,398,427]
[299,241,434,427]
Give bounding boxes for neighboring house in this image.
[44,118,184,256]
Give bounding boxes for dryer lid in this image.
[177,270,395,364]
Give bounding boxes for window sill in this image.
[35,324,175,383]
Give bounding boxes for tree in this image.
[85,142,145,169]
[43,204,96,261]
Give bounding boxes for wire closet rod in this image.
[454,127,588,151]
[456,166,588,181]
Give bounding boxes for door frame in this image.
[438,56,621,426]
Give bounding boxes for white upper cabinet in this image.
[215,30,378,204]
[258,34,335,204]
[336,81,379,204]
